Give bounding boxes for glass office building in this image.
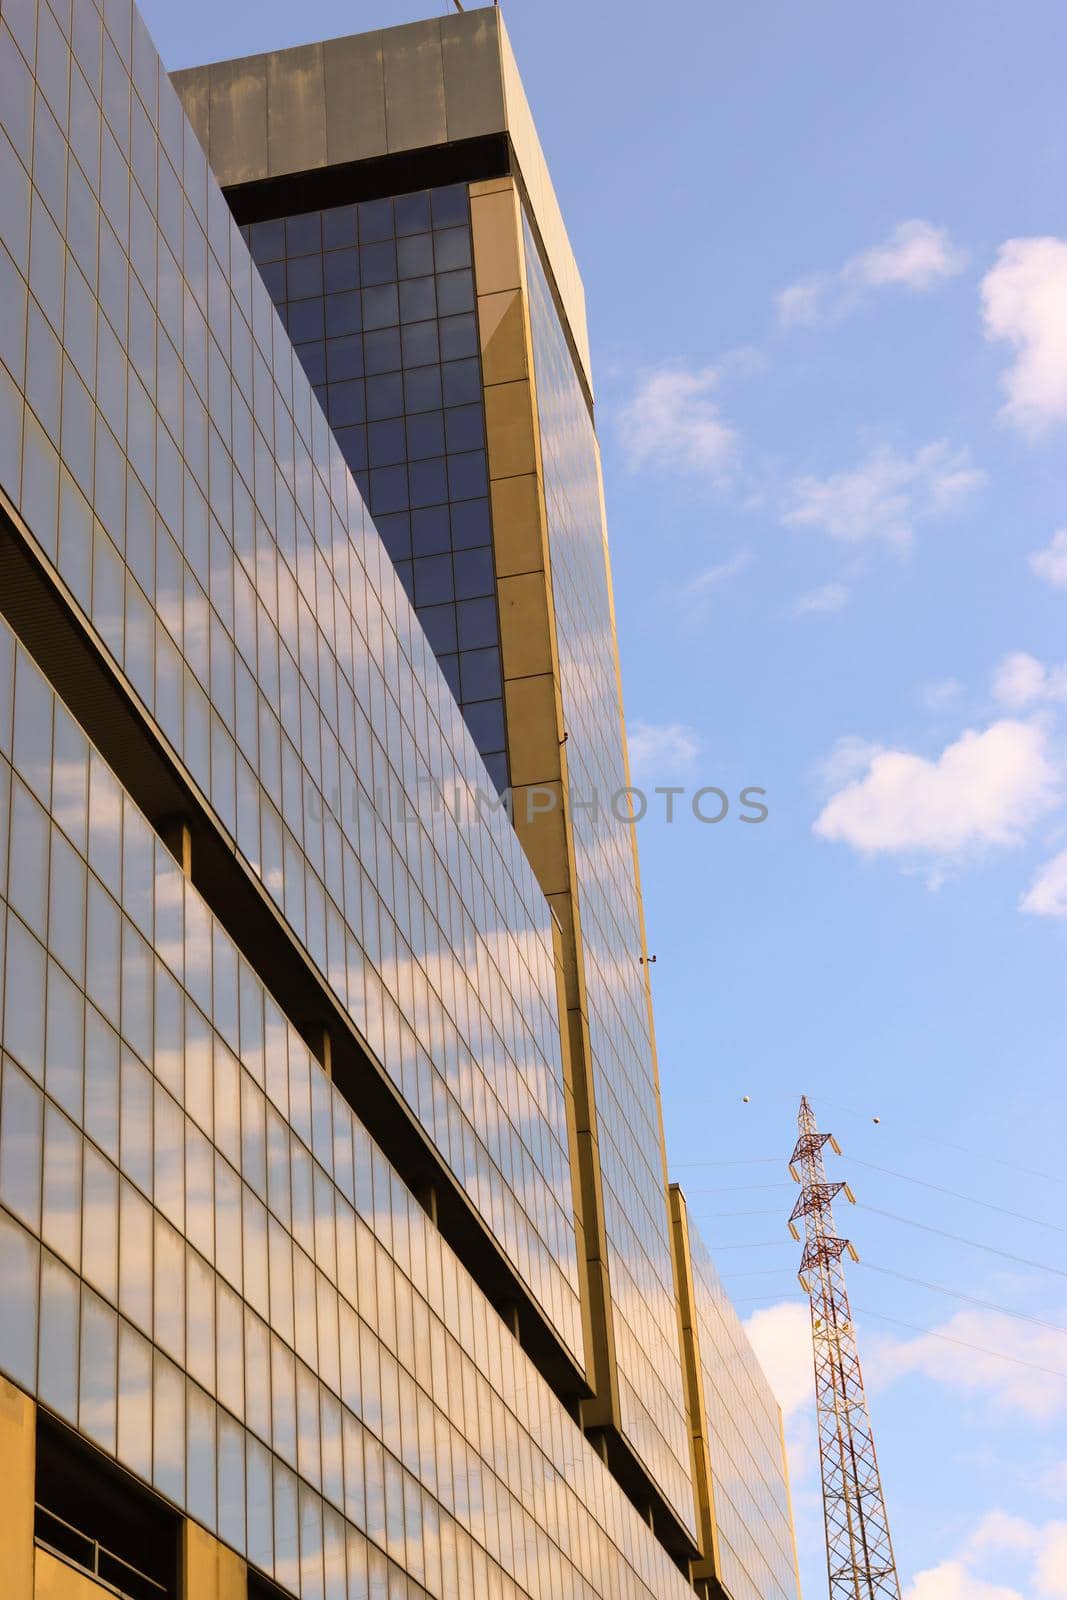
[672,1187,801,1600]
[0,1,800,1597]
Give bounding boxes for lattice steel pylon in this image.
[789,1096,901,1599]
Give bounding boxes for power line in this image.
[730,1298,1067,1383]
[672,1157,781,1169]
[680,1182,794,1193]
[720,1268,799,1280]
[811,1092,1067,1191]
[729,1296,1067,1386]
[843,1154,1067,1236]
[700,1208,784,1218]
[703,1240,795,1250]
[858,1262,1067,1337]
[676,1089,1066,1194]
[852,1305,1067,1384]
[858,1203,1067,1281]
[731,1292,807,1307]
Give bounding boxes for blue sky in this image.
[146,2,1067,1593]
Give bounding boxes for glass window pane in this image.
[119,1175,153,1333]
[42,1102,82,1269]
[153,1350,186,1504]
[213,1036,240,1168]
[0,1208,38,1389]
[45,957,85,1121]
[82,1142,118,1303]
[120,1048,153,1195]
[246,1435,274,1574]
[86,880,121,1027]
[0,1057,43,1227]
[154,1082,184,1229]
[244,1306,271,1446]
[187,1383,217,1531]
[9,778,49,938]
[116,1321,153,1481]
[48,828,87,982]
[271,1333,297,1467]
[38,1249,79,1421]
[274,1460,300,1593]
[121,920,153,1064]
[3,915,46,1080]
[79,1287,118,1454]
[12,648,53,805]
[217,1411,246,1556]
[84,1005,120,1161]
[154,1213,185,1364]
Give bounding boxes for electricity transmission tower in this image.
[789,1096,902,1599]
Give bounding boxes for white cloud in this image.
[626,720,701,779]
[776,280,823,327]
[965,1510,1050,1560]
[813,719,1060,861]
[870,1307,1067,1421]
[778,219,966,327]
[982,237,1067,432]
[618,364,737,483]
[743,1301,813,1420]
[1021,848,1067,918]
[906,1511,1067,1600]
[855,219,968,290]
[906,1560,1023,1600]
[793,581,849,616]
[992,651,1067,709]
[1031,530,1067,589]
[813,735,887,791]
[1035,1526,1067,1595]
[784,442,984,549]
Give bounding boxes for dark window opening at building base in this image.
[35,1412,180,1600]
[248,1572,291,1600]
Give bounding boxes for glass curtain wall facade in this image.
[0,610,697,1600]
[0,0,582,1369]
[671,1187,801,1600]
[198,139,696,1562]
[519,214,695,1534]
[241,189,510,793]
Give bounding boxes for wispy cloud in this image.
[905,1509,1067,1600]
[784,442,985,549]
[778,219,966,328]
[793,581,849,616]
[870,1306,1067,1422]
[626,720,702,779]
[922,677,965,712]
[982,237,1067,433]
[1031,529,1067,588]
[618,364,738,483]
[1021,848,1067,918]
[676,550,752,614]
[813,720,1060,864]
[812,735,886,791]
[992,651,1067,709]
